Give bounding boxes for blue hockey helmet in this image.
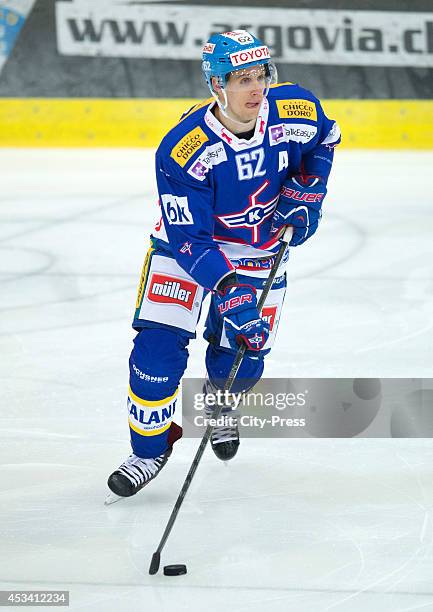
[202,30,276,94]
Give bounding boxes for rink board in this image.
[0,99,432,148]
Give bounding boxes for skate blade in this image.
[104,491,124,506]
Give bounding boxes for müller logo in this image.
[147,273,198,311]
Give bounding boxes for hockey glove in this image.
[271,175,327,246]
[215,284,270,352]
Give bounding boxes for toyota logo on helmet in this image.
[202,30,277,99]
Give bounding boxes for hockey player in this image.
[107,30,340,498]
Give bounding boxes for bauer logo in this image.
[147,273,198,311]
[170,127,209,168]
[230,45,270,67]
[281,185,325,203]
[276,99,317,121]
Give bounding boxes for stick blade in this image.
[149,551,161,575]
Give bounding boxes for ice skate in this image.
[105,449,172,504]
[204,379,240,461]
[210,413,240,461]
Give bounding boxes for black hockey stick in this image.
[149,226,293,575]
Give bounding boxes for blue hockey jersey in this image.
[152,82,341,291]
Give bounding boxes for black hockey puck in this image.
[163,564,187,576]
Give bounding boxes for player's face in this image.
[223,65,267,123]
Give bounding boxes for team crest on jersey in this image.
[215,180,278,244]
[147,273,198,311]
[171,127,209,168]
[276,99,317,121]
[269,123,317,146]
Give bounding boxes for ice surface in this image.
[1,148,433,611]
